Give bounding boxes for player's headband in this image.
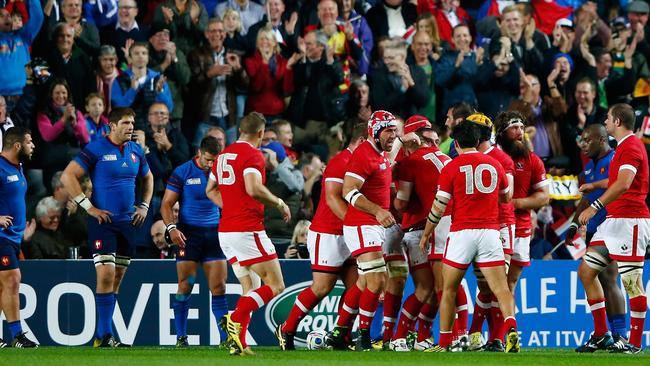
[498,117,524,135]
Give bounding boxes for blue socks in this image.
[96,293,115,338]
[609,314,628,338]
[212,295,228,340]
[8,320,23,339]
[173,294,191,338]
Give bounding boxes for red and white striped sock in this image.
[417,302,438,342]
[358,288,380,330]
[282,287,320,333]
[629,295,647,347]
[393,294,423,339]
[231,285,274,323]
[454,286,468,338]
[588,298,608,337]
[469,292,491,334]
[335,284,362,328]
[382,292,402,342]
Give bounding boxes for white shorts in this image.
[343,225,385,257]
[307,230,351,272]
[443,229,505,269]
[403,230,430,270]
[383,225,405,262]
[218,231,277,267]
[511,235,531,267]
[500,224,515,255]
[590,218,650,262]
[430,216,451,261]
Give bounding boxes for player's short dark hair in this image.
[609,103,635,130]
[451,122,480,149]
[450,102,476,121]
[2,127,31,151]
[477,124,492,143]
[584,123,607,141]
[199,136,221,155]
[108,107,136,125]
[240,112,266,134]
[348,122,367,143]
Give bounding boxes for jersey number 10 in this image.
[216,153,237,185]
[459,164,497,195]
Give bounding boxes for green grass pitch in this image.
[2,347,648,366]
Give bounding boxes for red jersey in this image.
[212,141,266,232]
[512,152,548,237]
[485,145,516,226]
[437,151,509,232]
[343,140,392,226]
[310,148,353,235]
[606,134,650,218]
[397,146,451,230]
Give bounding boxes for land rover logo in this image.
[265,281,347,346]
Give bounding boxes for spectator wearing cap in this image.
[475,35,520,120]
[216,0,264,36]
[547,18,579,66]
[0,0,43,98]
[45,23,96,109]
[369,37,429,119]
[628,0,650,63]
[435,24,478,117]
[261,140,304,237]
[45,0,100,56]
[154,0,209,55]
[246,0,299,59]
[148,22,191,126]
[99,0,150,67]
[95,45,120,114]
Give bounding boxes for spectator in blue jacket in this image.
[435,24,479,115]
[111,42,173,129]
[0,0,43,101]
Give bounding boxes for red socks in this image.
[393,294,423,339]
[417,302,438,342]
[490,294,504,341]
[358,288,380,330]
[588,298,608,337]
[336,284,362,327]
[469,292,491,334]
[454,286,468,337]
[282,287,320,333]
[231,285,275,348]
[382,292,402,342]
[629,295,647,347]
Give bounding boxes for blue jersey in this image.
[584,149,614,233]
[74,137,150,223]
[0,157,27,244]
[166,158,220,227]
[85,116,111,143]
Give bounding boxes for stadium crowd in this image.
[1,0,649,260]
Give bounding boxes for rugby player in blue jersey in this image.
[61,107,154,347]
[0,127,38,348]
[566,124,628,350]
[160,136,228,347]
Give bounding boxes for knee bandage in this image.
[93,253,116,267]
[115,255,131,268]
[231,262,251,278]
[583,249,611,272]
[358,257,387,274]
[386,260,408,278]
[619,262,644,298]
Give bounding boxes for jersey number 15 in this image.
[216,153,237,185]
[459,164,497,194]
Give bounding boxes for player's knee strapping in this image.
[358,257,387,274]
[115,255,131,268]
[583,249,611,273]
[504,256,511,274]
[386,259,408,278]
[232,262,250,278]
[93,253,116,267]
[618,262,644,297]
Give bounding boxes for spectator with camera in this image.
[147,22,191,127]
[111,42,174,130]
[284,220,311,259]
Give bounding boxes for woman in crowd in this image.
[95,45,120,115]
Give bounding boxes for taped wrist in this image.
[590,199,604,211]
[427,209,441,224]
[74,193,92,211]
[344,189,363,207]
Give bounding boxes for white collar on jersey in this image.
[235,140,255,147]
[617,133,635,145]
[484,145,495,154]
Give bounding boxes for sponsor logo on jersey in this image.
[102,154,118,161]
[186,178,201,185]
[1,256,9,266]
[6,174,18,183]
[265,281,349,347]
[131,153,138,163]
[516,162,524,170]
[379,163,387,170]
[121,162,128,168]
